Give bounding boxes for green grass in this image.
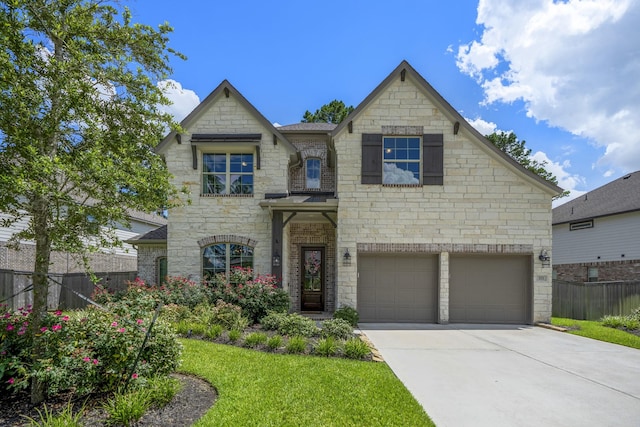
[179,339,434,427]
[551,317,640,349]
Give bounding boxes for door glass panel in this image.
[303,250,322,291]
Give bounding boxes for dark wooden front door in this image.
[301,247,324,311]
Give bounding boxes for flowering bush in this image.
[0,301,181,398]
[205,267,289,323]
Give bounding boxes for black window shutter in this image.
[423,134,443,185]
[361,133,382,184]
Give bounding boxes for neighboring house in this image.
[0,210,166,274]
[552,171,640,282]
[130,60,561,324]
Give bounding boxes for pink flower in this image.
[118,328,125,333]
[17,328,25,336]
[136,319,144,325]
[131,373,138,379]
[92,359,99,365]
[8,378,14,385]
[83,357,91,363]
[6,324,14,331]
[62,316,69,321]
[55,310,62,316]
[52,324,62,331]
[40,327,48,332]
[111,322,118,327]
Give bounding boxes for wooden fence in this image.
[552,280,640,320]
[0,269,136,311]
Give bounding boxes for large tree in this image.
[486,131,569,200]
[302,99,354,124]
[0,0,183,402]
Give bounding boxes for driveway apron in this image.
[360,324,640,427]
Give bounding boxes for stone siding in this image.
[164,91,290,282]
[335,76,553,322]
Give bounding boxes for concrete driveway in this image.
[359,324,640,427]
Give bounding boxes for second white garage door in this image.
[358,254,438,322]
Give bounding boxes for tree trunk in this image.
[29,196,52,404]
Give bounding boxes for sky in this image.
[130,0,640,207]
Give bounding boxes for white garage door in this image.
[358,254,438,322]
[450,255,531,324]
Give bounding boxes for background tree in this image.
[486,131,569,200]
[0,0,183,402]
[302,99,354,124]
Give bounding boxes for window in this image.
[305,158,321,189]
[203,243,253,280]
[156,256,167,285]
[361,133,443,185]
[570,220,594,231]
[383,137,421,184]
[587,267,598,282]
[202,153,253,195]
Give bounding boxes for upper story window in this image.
[203,153,253,195]
[306,158,321,189]
[361,133,443,186]
[203,243,254,280]
[383,137,421,184]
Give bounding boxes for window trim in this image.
[156,256,167,285]
[202,242,254,280]
[382,136,421,185]
[305,157,321,189]
[202,152,254,196]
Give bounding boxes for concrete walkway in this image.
[360,324,640,427]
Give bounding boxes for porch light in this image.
[343,248,352,266]
[538,249,550,267]
[272,251,281,267]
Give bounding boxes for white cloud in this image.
[465,117,498,135]
[457,0,640,175]
[383,163,419,185]
[157,79,200,123]
[530,150,586,207]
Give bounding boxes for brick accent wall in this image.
[288,223,336,313]
[288,136,335,193]
[554,259,640,282]
[136,244,167,285]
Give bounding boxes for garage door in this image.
[358,254,438,322]
[450,255,531,324]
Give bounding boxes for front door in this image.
[301,247,324,311]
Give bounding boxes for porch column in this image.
[271,211,283,286]
[439,251,450,324]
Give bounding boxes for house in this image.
[552,171,640,282]
[0,210,166,275]
[130,61,561,324]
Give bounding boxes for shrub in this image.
[266,335,283,351]
[244,332,268,348]
[343,338,371,360]
[601,315,625,329]
[286,336,307,354]
[204,267,289,323]
[0,301,181,399]
[205,324,223,340]
[260,312,319,337]
[155,276,211,308]
[145,375,182,408]
[321,318,353,340]
[228,329,242,342]
[211,300,249,331]
[160,304,192,324]
[259,311,288,331]
[629,306,640,322]
[103,387,151,426]
[623,318,640,331]
[315,337,339,357]
[333,306,359,327]
[22,401,84,427]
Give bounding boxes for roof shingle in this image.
[552,170,640,224]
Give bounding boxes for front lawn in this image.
[551,317,640,349]
[179,338,434,427]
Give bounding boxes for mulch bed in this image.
[0,373,216,427]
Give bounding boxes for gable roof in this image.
[552,170,640,225]
[125,224,167,244]
[332,60,563,196]
[156,80,296,154]
[277,123,337,133]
